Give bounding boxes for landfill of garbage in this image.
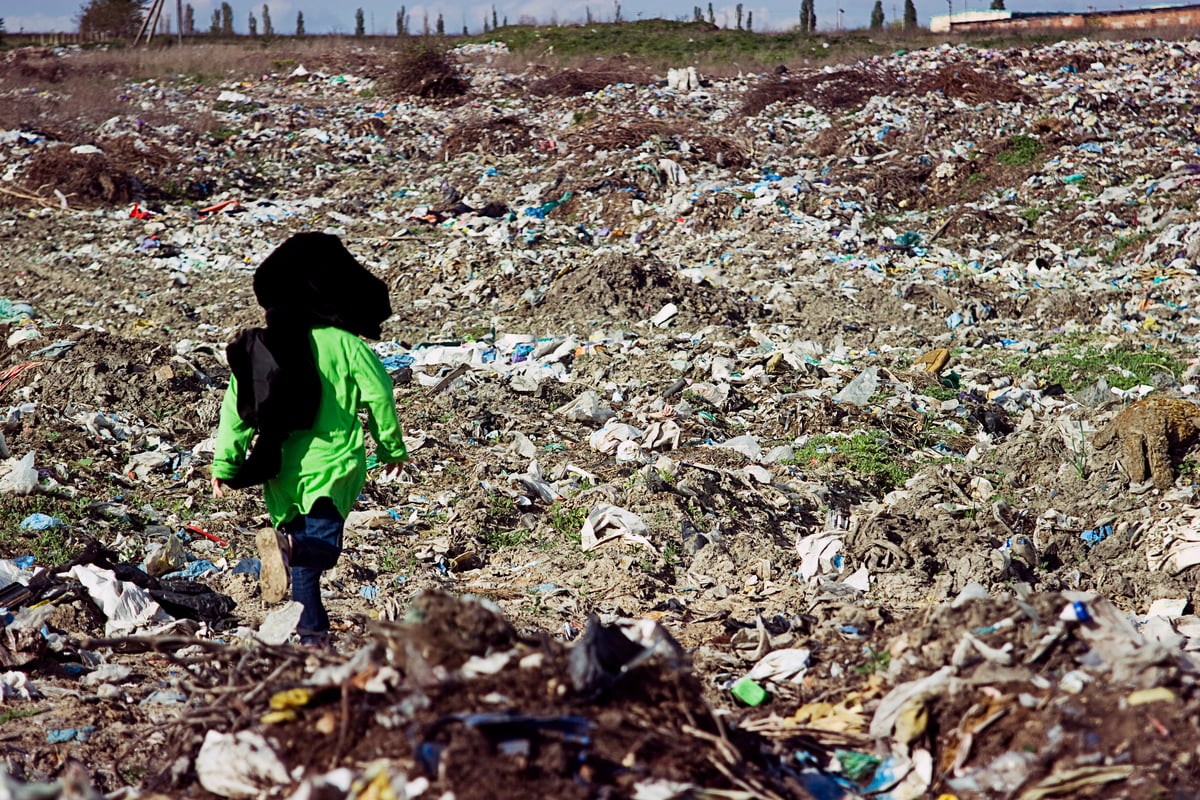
[2,33,1200,799]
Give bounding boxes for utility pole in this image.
[135,0,167,45]
[176,0,182,42]
[838,7,844,29]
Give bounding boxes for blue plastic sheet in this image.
[232,558,261,576]
[163,559,219,580]
[19,514,63,531]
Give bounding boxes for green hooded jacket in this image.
[213,326,407,526]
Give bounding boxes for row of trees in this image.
[863,1,918,32]
[690,3,753,31]
[78,0,1003,40]
[76,0,462,38]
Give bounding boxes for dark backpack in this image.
[222,326,321,488]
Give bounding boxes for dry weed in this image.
[441,116,532,158]
[383,46,468,99]
[16,132,189,209]
[914,64,1030,104]
[528,68,649,97]
[809,124,845,157]
[20,148,134,207]
[742,67,901,115]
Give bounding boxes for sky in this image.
[0,0,1185,37]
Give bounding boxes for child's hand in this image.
[212,477,229,498]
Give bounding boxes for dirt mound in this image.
[19,148,134,207]
[12,327,223,435]
[124,592,806,799]
[569,121,750,169]
[536,250,756,329]
[742,63,1028,116]
[3,48,69,83]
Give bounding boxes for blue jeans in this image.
[280,497,344,642]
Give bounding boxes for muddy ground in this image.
[2,36,1200,800]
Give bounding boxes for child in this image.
[211,233,407,648]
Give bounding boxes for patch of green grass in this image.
[995,134,1043,167]
[622,471,646,494]
[179,70,214,85]
[486,493,516,519]
[853,647,891,676]
[481,528,531,549]
[119,765,147,787]
[378,544,405,573]
[0,496,88,566]
[464,20,891,67]
[1013,341,1185,393]
[1020,204,1047,225]
[0,708,44,726]
[966,171,986,185]
[786,431,911,491]
[1110,229,1152,261]
[548,503,587,538]
[922,383,959,402]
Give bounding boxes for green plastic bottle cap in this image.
[731,677,768,707]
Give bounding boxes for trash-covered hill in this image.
[2,36,1200,799]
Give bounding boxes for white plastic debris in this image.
[580,504,656,552]
[65,565,171,636]
[345,509,394,531]
[795,532,844,582]
[746,648,811,684]
[255,602,304,646]
[195,730,291,798]
[0,452,38,496]
[0,671,41,701]
[556,390,615,425]
[81,664,133,688]
[833,367,880,406]
[666,66,700,92]
[650,303,679,327]
[1147,598,1188,619]
[589,423,643,454]
[1146,510,1200,573]
[717,435,762,462]
[642,420,681,451]
[216,90,254,104]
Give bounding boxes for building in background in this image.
[934,3,1200,34]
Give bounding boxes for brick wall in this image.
[953,5,1200,34]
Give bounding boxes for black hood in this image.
[253,232,391,340]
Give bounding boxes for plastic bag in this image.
[0,452,38,496]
